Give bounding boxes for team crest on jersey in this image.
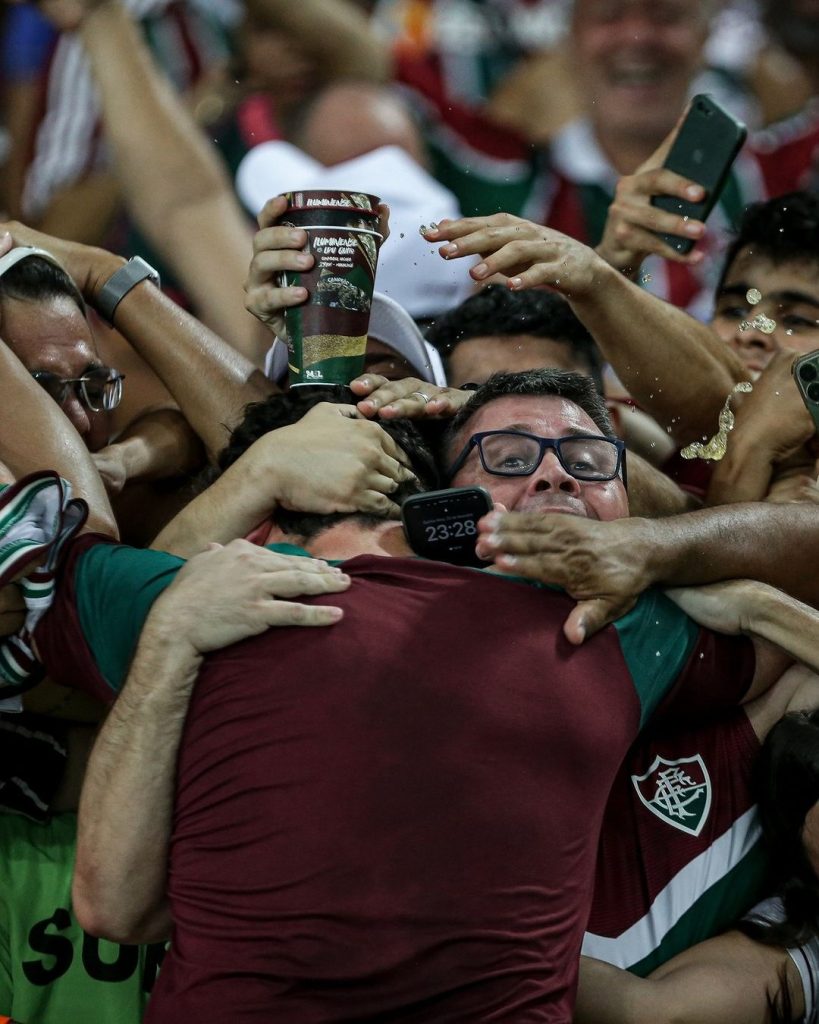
[631,754,712,837]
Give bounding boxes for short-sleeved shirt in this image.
[34,535,754,1023]
[584,708,766,975]
[0,812,165,1024]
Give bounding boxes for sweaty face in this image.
[448,395,629,521]
[1,295,112,451]
[571,0,708,147]
[711,249,819,373]
[447,335,591,389]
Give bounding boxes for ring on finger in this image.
[411,391,430,405]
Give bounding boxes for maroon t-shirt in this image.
[34,541,754,1022]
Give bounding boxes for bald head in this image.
[295,82,427,168]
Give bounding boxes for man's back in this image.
[36,540,752,1022]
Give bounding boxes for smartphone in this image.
[401,486,493,567]
[651,94,747,255]
[792,350,819,433]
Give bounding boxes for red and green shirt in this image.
[34,535,754,1023]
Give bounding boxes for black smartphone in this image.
[651,94,747,255]
[401,486,493,567]
[792,350,819,433]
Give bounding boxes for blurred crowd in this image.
[1,0,819,1021]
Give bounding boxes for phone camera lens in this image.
[807,382,819,402]
[800,363,818,382]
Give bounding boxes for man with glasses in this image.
[444,369,627,523]
[0,246,123,454]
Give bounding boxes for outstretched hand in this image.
[350,373,471,420]
[475,510,656,643]
[147,539,351,655]
[421,214,607,299]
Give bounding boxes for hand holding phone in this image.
[650,94,747,255]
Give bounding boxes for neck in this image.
[594,125,664,176]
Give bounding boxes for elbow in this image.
[72,871,170,945]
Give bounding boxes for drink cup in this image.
[278,191,382,386]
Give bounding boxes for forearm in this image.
[641,503,819,606]
[575,958,661,1024]
[245,0,390,81]
[73,626,201,943]
[78,0,264,359]
[74,248,272,457]
[151,454,279,556]
[109,407,205,484]
[569,262,746,444]
[0,342,116,535]
[749,586,819,673]
[36,172,122,245]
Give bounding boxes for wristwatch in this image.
[95,256,160,324]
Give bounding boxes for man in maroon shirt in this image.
[34,375,788,1023]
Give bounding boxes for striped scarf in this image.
[0,472,88,711]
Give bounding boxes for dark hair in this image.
[718,191,819,294]
[425,285,604,392]
[211,385,439,542]
[739,709,819,950]
[0,256,86,316]
[443,368,615,470]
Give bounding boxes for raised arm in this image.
[73,541,350,943]
[423,215,747,445]
[476,502,819,643]
[62,0,266,361]
[151,402,417,557]
[667,579,819,678]
[245,0,390,83]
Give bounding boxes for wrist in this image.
[138,616,203,673]
[111,436,150,481]
[594,241,643,281]
[569,256,626,309]
[85,250,128,307]
[634,515,692,587]
[624,516,667,587]
[746,584,787,642]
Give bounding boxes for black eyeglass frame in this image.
[446,430,628,488]
[31,367,125,413]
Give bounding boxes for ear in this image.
[606,400,625,440]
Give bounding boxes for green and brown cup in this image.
[279,191,383,386]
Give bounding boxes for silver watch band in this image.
[95,256,160,324]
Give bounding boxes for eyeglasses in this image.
[31,366,125,412]
[447,430,627,486]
